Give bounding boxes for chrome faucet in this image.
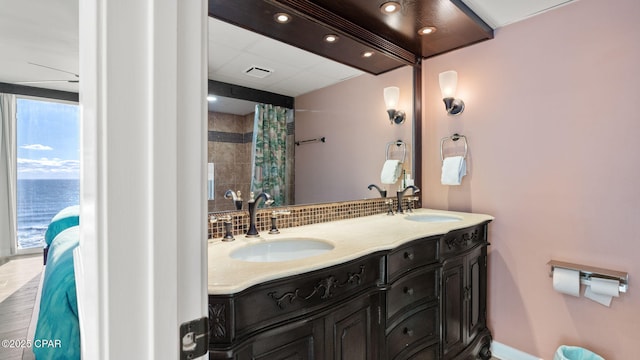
[397,185,420,214]
[245,192,274,237]
[367,184,387,198]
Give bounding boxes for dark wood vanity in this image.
[208,221,492,359]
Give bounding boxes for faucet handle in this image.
[269,209,290,234]
[272,209,291,216]
[385,199,395,216]
[219,215,234,242]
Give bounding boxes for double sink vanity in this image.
[207,209,494,359]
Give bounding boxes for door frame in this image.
[76,1,208,358]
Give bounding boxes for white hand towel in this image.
[380,159,402,184]
[441,156,466,185]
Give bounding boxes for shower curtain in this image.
[250,103,289,206]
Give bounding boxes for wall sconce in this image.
[438,70,465,115]
[383,86,406,125]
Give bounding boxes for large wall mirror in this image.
[208,18,416,211]
[207,17,420,212]
[208,18,419,211]
[203,0,496,214]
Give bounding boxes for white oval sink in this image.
[404,214,463,223]
[230,238,334,262]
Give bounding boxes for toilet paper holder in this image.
[548,260,629,293]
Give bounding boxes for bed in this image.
[42,205,79,265]
[33,206,81,360]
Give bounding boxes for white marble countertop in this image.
[207,208,494,294]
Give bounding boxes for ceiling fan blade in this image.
[15,80,79,84]
[27,62,79,78]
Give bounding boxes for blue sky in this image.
[16,98,79,179]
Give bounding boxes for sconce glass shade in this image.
[383,86,400,110]
[438,70,458,98]
[383,86,405,125]
[438,70,465,115]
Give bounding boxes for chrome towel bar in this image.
[295,136,325,146]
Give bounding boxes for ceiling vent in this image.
[244,66,273,78]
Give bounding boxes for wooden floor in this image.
[0,255,43,360]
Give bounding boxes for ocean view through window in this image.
[16,97,79,249]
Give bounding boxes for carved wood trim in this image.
[268,265,366,309]
[209,303,227,339]
[445,229,479,250]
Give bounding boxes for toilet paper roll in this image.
[553,267,580,297]
[590,277,620,297]
[584,277,620,307]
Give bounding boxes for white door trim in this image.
[76,1,207,358]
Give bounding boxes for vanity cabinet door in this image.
[466,244,487,347]
[441,243,489,359]
[324,292,380,360]
[441,257,464,358]
[231,317,323,360]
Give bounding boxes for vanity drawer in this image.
[226,253,382,341]
[386,265,438,321]
[387,236,438,282]
[386,306,438,360]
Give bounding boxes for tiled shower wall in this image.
[207,111,253,211]
[207,110,295,212]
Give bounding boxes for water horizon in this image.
[17,178,80,249]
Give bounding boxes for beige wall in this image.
[422,0,639,358]
[295,66,414,204]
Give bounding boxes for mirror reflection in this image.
[208,18,414,212]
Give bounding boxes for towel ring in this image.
[386,140,406,162]
[440,134,468,162]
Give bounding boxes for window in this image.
[16,97,79,250]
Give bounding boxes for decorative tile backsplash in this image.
[207,197,417,239]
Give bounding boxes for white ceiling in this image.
[208,18,364,98]
[0,0,79,93]
[0,0,576,114]
[462,0,576,28]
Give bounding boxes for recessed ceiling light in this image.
[380,1,401,14]
[207,95,217,102]
[418,26,437,35]
[274,13,291,24]
[324,34,339,43]
[362,51,374,58]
